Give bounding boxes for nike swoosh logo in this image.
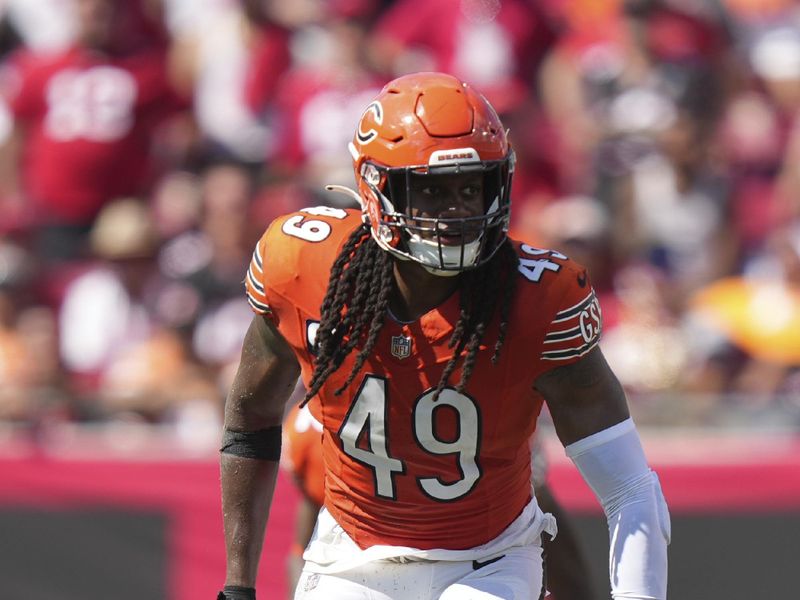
[472,554,505,570]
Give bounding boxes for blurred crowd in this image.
[0,0,799,435]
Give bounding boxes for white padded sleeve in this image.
[565,418,670,600]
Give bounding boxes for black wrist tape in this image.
[220,426,281,460]
[219,585,256,600]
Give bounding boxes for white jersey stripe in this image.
[541,338,600,361]
[544,325,581,340]
[247,293,270,314]
[554,291,594,317]
[252,248,263,273]
[543,332,583,344]
[247,265,265,294]
[552,292,595,323]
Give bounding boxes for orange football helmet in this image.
[336,72,514,275]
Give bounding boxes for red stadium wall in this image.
[0,457,299,600]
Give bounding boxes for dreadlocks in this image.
[302,229,520,405]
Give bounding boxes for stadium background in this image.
[0,0,798,598]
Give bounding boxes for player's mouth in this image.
[438,231,466,246]
[436,226,480,246]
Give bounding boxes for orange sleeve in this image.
[538,265,602,368]
[512,241,603,379]
[244,234,271,316]
[245,207,363,321]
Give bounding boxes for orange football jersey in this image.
[245,207,602,550]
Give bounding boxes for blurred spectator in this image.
[541,2,739,310]
[0,0,188,262]
[156,162,255,382]
[523,195,618,318]
[189,163,254,360]
[56,197,225,426]
[497,96,564,212]
[762,23,800,223]
[0,294,70,424]
[601,264,690,395]
[716,15,800,257]
[268,10,382,193]
[241,0,296,122]
[369,0,558,113]
[682,222,800,403]
[610,89,739,310]
[150,169,204,240]
[0,290,30,421]
[58,198,163,386]
[745,221,800,286]
[0,0,72,53]
[167,0,291,162]
[181,162,254,298]
[1,0,168,53]
[99,326,219,426]
[525,195,692,396]
[157,162,254,304]
[541,0,735,187]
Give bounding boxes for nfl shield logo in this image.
[390,335,412,359]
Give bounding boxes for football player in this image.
[218,72,670,600]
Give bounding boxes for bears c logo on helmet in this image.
[356,101,383,145]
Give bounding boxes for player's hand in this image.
[216,585,256,600]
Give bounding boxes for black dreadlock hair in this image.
[302,226,519,405]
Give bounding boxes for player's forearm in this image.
[221,453,281,587]
[219,315,300,588]
[565,419,670,600]
[603,475,669,600]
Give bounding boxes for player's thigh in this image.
[292,570,374,600]
[293,561,435,600]
[438,545,544,600]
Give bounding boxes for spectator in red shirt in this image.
[0,0,187,261]
[266,11,383,195]
[368,0,558,113]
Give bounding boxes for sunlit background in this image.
[0,1,798,599]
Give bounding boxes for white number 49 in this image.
[517,244,566,282]
[339,375,481,502]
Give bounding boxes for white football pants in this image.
[293,544,545,600]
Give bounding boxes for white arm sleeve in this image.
[565,418,670,600]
